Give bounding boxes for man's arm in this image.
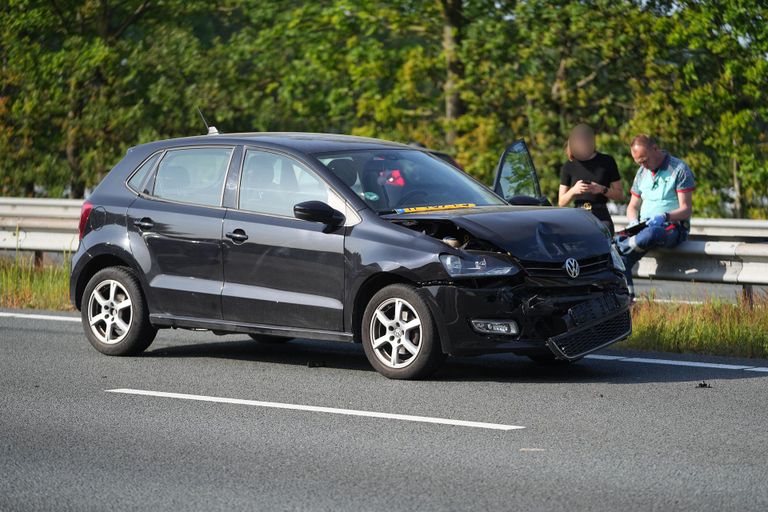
[667,190,693,221]
[626,193,642,223]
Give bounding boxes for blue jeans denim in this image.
[618,223,688,294]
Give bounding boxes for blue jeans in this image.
[617,223,687,294]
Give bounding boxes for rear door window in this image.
[151,147,233,207]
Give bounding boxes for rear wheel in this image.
[248,334,290,344]
[361,284,444,379]
[81,266,156,356]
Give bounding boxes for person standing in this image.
[615,134,695,297]
[558,124,624,235]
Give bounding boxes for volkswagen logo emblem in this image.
[564,258,580,278]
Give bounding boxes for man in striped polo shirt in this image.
[616,135,695,296]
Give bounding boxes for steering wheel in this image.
[395,190,430,208]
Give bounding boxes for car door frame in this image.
[219,143,356,338]
[492,139,549,205]
[125,143,239,321]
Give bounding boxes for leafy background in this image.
[1,0,766,217]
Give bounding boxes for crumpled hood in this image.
[385,205,612,262]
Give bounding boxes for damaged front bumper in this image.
[421,273,632,359]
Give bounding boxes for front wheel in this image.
[361,284,444,379]
[81,266,157,356]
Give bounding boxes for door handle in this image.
[133,218,154,230]
[225,229,249,243]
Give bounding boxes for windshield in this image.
[316,149,505,213]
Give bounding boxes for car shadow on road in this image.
[142,335,768,385]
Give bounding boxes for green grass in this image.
[0,254,73,311]
[2,256,767,358]
[619,293,768,358]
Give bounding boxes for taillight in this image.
[78,201,93,240]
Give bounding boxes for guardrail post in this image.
[742,284,754,308]
[34,250,43,269]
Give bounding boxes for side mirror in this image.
[293,201,345,227]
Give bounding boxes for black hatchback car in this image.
[70,133,631,379]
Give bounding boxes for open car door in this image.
[492,139,550,206]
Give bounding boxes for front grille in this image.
[546,310,631,360]
[521,254,611,278]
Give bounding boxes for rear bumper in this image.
[422,273,632,358]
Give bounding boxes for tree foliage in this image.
[1,0,765,217]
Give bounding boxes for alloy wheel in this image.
[87,279,133,344]
[369,297,422,369]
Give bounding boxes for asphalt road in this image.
[2,309,767,511]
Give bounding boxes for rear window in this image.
[151,147,233,207]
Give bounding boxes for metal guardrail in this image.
[612,215,768,240]
[0,198,80,255]
[1,198,767,291]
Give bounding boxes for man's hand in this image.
[646,213,667,227]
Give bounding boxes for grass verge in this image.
[1,256,766,359]
[0,255,73,311]
[618,293,768,359]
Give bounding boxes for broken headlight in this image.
[439,252,520,278]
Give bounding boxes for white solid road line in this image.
[0,311,80,323]
[3,312,767,373]
[583,354,763,371]
[106,388,525,431]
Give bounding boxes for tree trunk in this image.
[732,143,742,218]
[439,0,465,148]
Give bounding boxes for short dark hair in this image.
[630,134,658,149]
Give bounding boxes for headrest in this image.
[156,165,189,192]
[244,154,278,187]
[327,159,358,187]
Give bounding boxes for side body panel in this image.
[126,197,225,318]
[221,209,345,331]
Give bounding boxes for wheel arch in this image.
[350,272,450,355]
[73,250,146,310]
[350,272,414,343]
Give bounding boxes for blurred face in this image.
[631,143,663,170]
[570,131,595,160]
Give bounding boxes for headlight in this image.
[439,252,519,278]
[610,245,626,271]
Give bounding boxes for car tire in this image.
[81,266,157,356]
[361,284,445,379]
[248,334,291,344]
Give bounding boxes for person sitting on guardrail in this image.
[615,134,695,297]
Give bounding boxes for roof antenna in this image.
[197,107,219,135]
